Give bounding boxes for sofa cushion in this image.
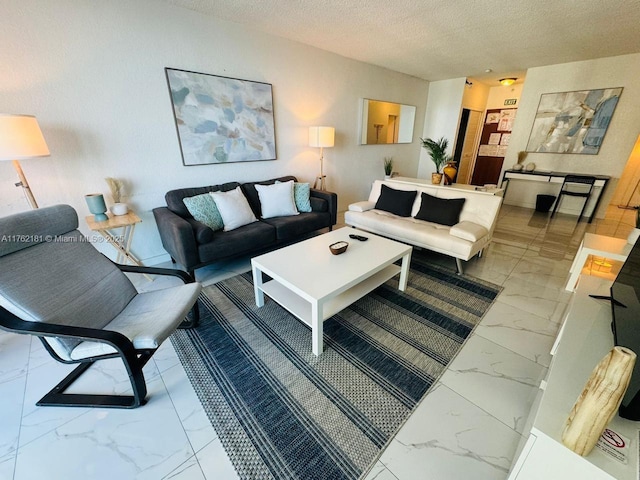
[255,181,299,219]
[262,212,330,240]
[165,182,239,218]
[309,196,327,212]
[415,192,465,226]
[374,184,417,217]
[449,221,488,242]
[241,176,298,217]
[345,209,476,258]
[198,221,276,263]
[210,187,257,231]
[182,193,224,231]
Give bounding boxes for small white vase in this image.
[627,228,640,245]
[384,174,392,180]
[110,202,129,216]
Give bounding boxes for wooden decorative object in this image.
[329,241,348,255]
[562,346,636,456]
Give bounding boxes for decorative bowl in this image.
[329,241,349,255]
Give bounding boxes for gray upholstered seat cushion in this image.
[0,230,137,357]
[68,282,201,360]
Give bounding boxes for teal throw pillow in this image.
[293,182,312,212]
[276,181,312,212]
[183,193,224,231]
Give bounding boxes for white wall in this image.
[501,53,640,214]
[462,82,489,112]
[417,78,466,178]
[0,0,429,264]
[486,83,524,110]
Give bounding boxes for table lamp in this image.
[309,126,335,190]
[0,114,50,209]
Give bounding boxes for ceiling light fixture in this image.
[499,78,517,86]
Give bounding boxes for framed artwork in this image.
[525,87,622,154]
[165,68,276,165]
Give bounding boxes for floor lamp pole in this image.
[12,159,39,209]
[314,147,326,190]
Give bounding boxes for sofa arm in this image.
[348,201,375,212]
[449,221,489,242]
[310,188,338,227]
[152,207,199,271]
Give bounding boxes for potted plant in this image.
[383,157,393,179]
[105,177,128,216]
[420,137,451,184]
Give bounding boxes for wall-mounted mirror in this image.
[359,98,416,145]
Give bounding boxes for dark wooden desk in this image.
[499,169,610,223]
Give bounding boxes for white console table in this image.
[508,276,640,479]
[565,233,632,291]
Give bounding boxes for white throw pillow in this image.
[209,187,257,231]
[255,180,299,219]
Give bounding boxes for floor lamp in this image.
[309,126,335,191]
[0,114,50,209]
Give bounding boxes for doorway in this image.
[470,108,517,186]
[454,109,483,184]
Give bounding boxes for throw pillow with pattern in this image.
[276,181,312,212]
[183,193,224,231]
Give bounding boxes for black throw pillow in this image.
[414,192,465,226]
[374,184,417,217]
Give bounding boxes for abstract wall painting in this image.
[165,68,276,165]
[525,87,623,155]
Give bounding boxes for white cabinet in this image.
[508,276,639,479]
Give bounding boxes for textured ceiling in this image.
[164,0,640,85]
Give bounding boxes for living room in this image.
[2,1,640,479]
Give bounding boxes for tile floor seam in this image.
[472,329,552,368]
[441,332,546,431]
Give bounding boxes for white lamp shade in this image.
[309,126,335,148]
[0,114,50,160]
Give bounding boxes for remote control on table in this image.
[349,234,368,241]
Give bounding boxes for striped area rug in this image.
[171,259,501,480]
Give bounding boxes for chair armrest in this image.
[310,189,338,226]
[349,201,375,212]
[0,306,138,361]
[152,207,199,271]
[449,221,489,242]
[115,263,196,284]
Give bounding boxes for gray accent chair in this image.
[0,205,201,408]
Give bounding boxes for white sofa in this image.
[345,178,504,273]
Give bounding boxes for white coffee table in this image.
[251,228,412,355]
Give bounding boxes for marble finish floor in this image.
[0,204,636,479]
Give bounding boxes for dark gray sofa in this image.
[153,175,337,276]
